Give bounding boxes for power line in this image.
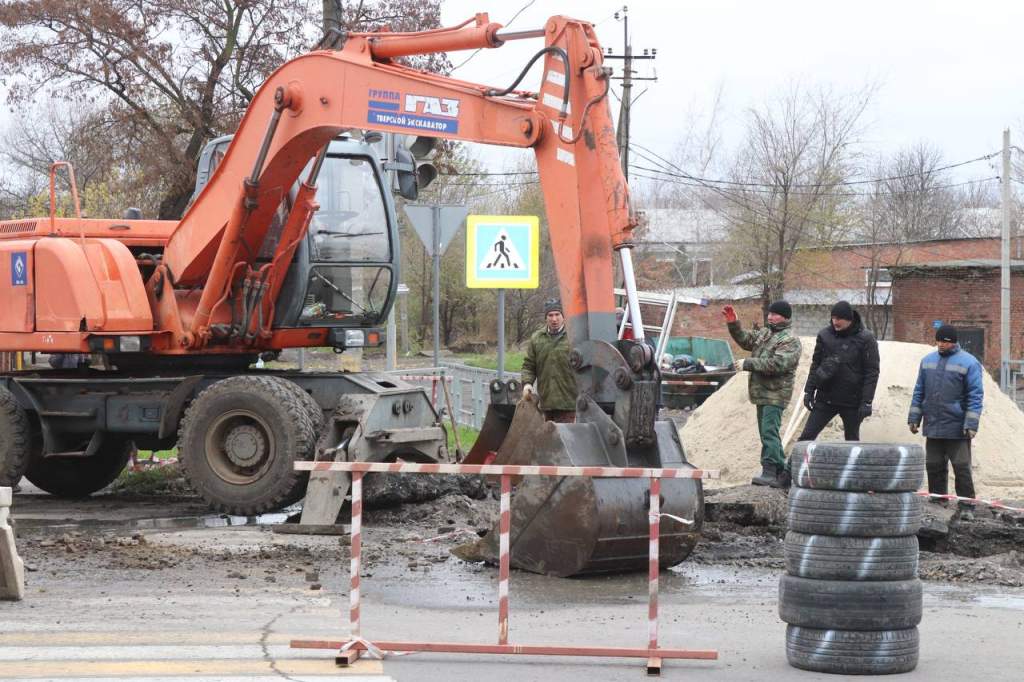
[631,169,999,198]
[631,142,1001,190]
[439,170,537,177]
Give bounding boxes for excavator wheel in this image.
[271,378,325,508]
[0,386,32,488]
[25,438,133,498]
[178,376,316,515]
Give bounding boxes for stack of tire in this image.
[779,441,925,675]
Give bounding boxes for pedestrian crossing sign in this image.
[466,215,539,288]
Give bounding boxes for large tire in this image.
[178,376,316,515]
[788,488,922,537]
[25,438,133,497]
[276,379,325,431]
[791,441,924,492]
[0,387,32,487]
[272,378,324,508]
[785,532,919,581]
[786,626,919,675]
[779,575,922,630]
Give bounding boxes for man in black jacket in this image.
[773,301,880,488]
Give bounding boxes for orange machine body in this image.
[0,13,635,357]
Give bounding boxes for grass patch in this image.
[447,424,479,455]
[111,465,187,496]
[457,350,525,373]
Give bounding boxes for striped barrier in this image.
[916,491,1024,514]
[290,460,719,676]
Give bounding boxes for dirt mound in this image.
[681,338,1024,499]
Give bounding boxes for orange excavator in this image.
[0,13,703,576]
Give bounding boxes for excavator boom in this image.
[0,13,703,576]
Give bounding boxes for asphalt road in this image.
[3,489,1024,681]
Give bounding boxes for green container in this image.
[652,336,734,367]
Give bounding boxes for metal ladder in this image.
[613,288,708,362]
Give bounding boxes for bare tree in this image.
[713,83,874,316]
[857,142,970,337]
[0,1,447,220]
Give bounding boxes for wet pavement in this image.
[3,485,1024,680]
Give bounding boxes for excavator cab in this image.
[193,134,399,351]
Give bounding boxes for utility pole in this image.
[1001,128,1012,391]
[604,6,656,182]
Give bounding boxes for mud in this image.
[8,479,1024,589]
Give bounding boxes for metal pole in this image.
[399,288,410,356]
[433,206,441,368]
[386,307,397,371]
[498,474,511,645]
[616,7,631,181]
[1002,129,1012,391]
[647,476,661,675]
[497,289,506,381]
[619,248,645,340]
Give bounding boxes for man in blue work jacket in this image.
[908,324,984,521]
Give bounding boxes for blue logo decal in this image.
[11,252,27,286]
[367,90,460,134]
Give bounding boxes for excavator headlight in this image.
[119,336,142,352]
[87,335,149,353]
[344,330,366,347]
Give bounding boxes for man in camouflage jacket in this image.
[521,299,576,422]
[724,300,802,486]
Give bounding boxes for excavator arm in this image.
[159,14,640,369]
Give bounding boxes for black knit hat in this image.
[768,300,792,319]
[544,298,563,315]
[935,324,958,343]
[830,300,854,321]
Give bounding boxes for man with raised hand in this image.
[724,301,802,486]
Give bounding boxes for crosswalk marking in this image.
[0,631,390,680]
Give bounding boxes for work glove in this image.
[859,403,872,419]
[722,305,738,323]
[909,423,919,435]
[522,383,536,400]
[802,392,815,411]
[733,360,746,372]
[965,429,977,439]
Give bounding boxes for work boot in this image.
[751,463,778,487]
[770,468,792,490]
[957,507,976,522]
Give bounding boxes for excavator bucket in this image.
[463,378,520,465]
[462,395,704,577]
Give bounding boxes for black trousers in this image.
[798,402,863,441]
[926,438,975,508]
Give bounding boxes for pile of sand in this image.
[680,338,1024,499]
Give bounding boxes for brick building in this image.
[634,237,1005,360]
[890,260,1024,377]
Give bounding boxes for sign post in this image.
[404,205,469,367]
[466,215,541,379]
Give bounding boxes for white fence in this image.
[384,362,520,430]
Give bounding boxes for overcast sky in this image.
[441,0,1024,182]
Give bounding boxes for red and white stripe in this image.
[648,477,660,652]
[497,474,512,645]
[300,463,722,673]
[916,491,1024,513]
[295,461,718,480]
[349,472,363,638]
